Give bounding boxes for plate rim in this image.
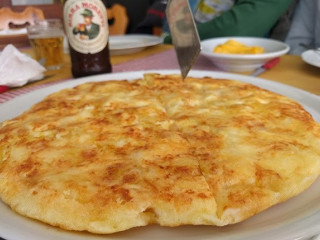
[2,69,318,120]
[0,69,320,240]
[109,34,163,50]
[301,50,320,68]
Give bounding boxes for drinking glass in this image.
[27,19,64,70]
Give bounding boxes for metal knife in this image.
[166,0,201,79]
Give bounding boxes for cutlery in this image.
[166,0,201,79]
[0,86,9,94]
[251,57,280,77]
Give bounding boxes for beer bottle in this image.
[63,0,112,78]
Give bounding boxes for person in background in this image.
[134,0,167,35]
[163,0,296,43]
[107,0,157,34]
[285,0,320,55]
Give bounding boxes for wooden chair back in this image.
[107,4,129,35]
[0,6,45,30]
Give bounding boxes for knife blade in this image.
[251,57,280,77]
[166,0,201,79]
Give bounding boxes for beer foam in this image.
[28,29,63,39]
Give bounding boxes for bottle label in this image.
[64,0,108,54]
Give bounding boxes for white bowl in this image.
[200,37,290,72]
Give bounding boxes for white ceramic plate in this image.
[302,50,320,68]
[0,70,320,240]
[109,34,163,56]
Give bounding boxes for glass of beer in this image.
[27,19,64,70]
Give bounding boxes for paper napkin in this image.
[0,44,46,87]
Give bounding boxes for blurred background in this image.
[0,0,161,49]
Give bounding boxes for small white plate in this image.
[0,28,27,36]
[109,34,163,56]
[301,50,320,68]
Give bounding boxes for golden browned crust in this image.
[0,74,319,233]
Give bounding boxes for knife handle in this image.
[0,86,9,93]
[264,57,280,69]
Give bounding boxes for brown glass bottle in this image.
[63,0,112,78]
[69,43,112,78]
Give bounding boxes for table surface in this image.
[19,44,174,88]
[3,43,320,97]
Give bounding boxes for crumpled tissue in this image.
[0,44,46,87]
